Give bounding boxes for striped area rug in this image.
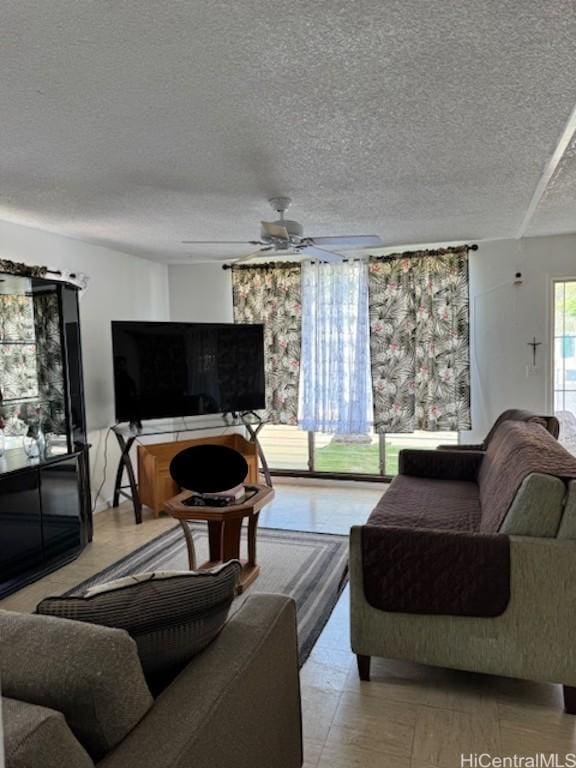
[69,526,349,665]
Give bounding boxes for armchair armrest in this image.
[398,448,484,481]
[357,524,510,617]
[99,594,302,768]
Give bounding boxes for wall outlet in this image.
[525,364,539,377]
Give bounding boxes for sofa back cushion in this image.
[0,610,153,761]
[3,697,94,768]
[498,473,565,537]
[477,421,576,533]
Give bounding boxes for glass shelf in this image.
[112,412,264,440]
[0,340,36,345]
[0,447,75,476]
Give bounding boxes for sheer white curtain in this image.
[298,260,372,434]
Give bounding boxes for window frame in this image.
[550,276,576,416]
[261,428,457,482]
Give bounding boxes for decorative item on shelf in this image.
[23,406,47,461]
[23,429,39,460]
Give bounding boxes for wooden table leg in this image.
[207,520,223,561]
[221,518,243,561]
[247,511,260,566]
[179,520,197,570]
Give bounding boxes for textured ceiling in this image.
[1,0,576,263]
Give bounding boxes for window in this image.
[553,280,576,454]
[259,424,458,478]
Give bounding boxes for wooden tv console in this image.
[137,434,259,516]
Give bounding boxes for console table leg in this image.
[111,433,142,524]
[242,418,273,488]
[122,446,142,524]
[112,453,124,508]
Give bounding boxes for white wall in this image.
[0,220,170,507]
[169,263,233,323]
[465,233,576,442]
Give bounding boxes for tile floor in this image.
[2,481,576,766]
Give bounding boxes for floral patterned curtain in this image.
[369,247,471,432]
[232,264,302,425]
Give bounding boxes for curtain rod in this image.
[222,243,478,270]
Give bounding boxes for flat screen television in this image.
[111,321,265,422]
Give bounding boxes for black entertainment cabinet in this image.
[0,270,91,599]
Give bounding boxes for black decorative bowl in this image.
[169,444,248,494]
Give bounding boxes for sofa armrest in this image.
[398,448,484,480]
[350,528,576,686]
[356,524,510,617]
[437,443,484,452]
[99,594,302,768]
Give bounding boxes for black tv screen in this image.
[111,321,265,422]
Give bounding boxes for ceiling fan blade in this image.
[184,245,273,262]
[307,235,384,249]
[261,221,289,240]
[232,247,274,265]
[299,245,344,263]
[181,240,263,245]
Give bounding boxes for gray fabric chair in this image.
[2,594,302,768]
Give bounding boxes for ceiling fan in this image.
[182,197,384,264]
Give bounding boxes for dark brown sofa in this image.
[350,419,576,713]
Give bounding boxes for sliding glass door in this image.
[553,280,576,455]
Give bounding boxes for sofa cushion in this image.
[2,697,94,768]
[557,480,576,539]
[0,610,152,761]
[37,561,241,692]
[477,421,576,533]
[499,473,566,537]
[368,474,482,532]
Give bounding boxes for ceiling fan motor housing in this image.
[261,218,303,244]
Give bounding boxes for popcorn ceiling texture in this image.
[1,0,576,262]
[527,134,576,237]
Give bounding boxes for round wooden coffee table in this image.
[163,484,274,593]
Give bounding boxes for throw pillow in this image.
[36,560,241,692]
